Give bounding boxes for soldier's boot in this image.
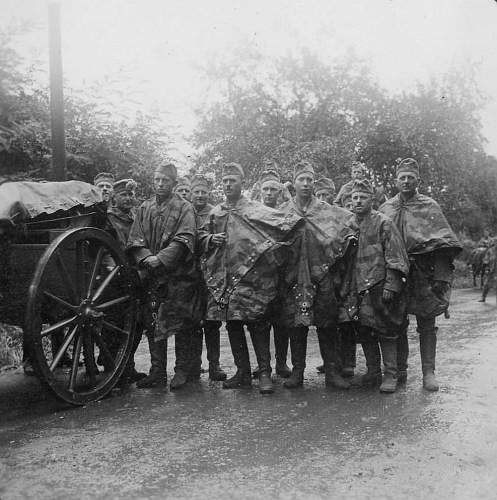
[284,327,308,389]
[120,330,147,385]
[223,322,252,389]
[396,322,409,384]
[136,338,167,388]
[204,322,227,381]
[478,286,488,302]
[419,328,439,391]
[187,328,203,382]
[379,338,398,393]
[249,322,273,394]
[171,328,196,390]
[318,327,350,390]
[340,323,357,378]
[274,326,291,378]
[351,342,382,387]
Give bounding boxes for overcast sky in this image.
[3,0,497,165]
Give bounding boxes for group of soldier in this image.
[93,156,461,396]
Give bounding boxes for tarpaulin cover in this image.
[0,181,102,224]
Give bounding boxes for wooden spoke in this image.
[55,251,78,304]
[43,290,77,311]
[76,240,90,300]
[91,265,121,303]
[49,325,78,371]
[68,332,83,392]
[41,315,78,338]
[95,295,131,310]
[102,320,130,337]
[93,333,115,371]
[83,331,98,386]
[87,246,105,299]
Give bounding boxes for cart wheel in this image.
[25,227,139,405]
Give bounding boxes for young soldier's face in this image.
[396,172,419,196]
[351,166,366,180]
[294,173,314,199]
[153,172,176,197]
[222,175,243,201]
[176,186,191,201]
[191,187,209,209]
[261,182,280,207]
[315,189,333,204]
[114,191,136,212]
[96,181,113,202]
[351,191,373,215]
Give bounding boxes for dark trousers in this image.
[398,316,436,372]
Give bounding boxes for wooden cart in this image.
[0,181,139,405]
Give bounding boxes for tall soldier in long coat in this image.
[127,163,202,390]
[190,174,227,381]
[380,158,461,391]
[339,180,409,393]
[198,163,301,394]
[277,161,357,389]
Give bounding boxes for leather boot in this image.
[351,341,382,387]
[205,321,227,381]
[379,338,397,393]
[274,325,291,378]
[340,324,357,377]
[318,327,350,390]
[397,321,409,384]
[171,328,196,390]
[137,337,167,388]
[187,328,203,382]
[419,328,439,391]
[284,327,308,388]
[249,322,274,394]
[223,321,252,389]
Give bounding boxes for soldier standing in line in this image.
[334,162,367,208]
[277,161,357,389]
[314,177,336,205]
[339,179,409,393]
[190,173,227,381]
[478,238,497,303]
[94,172,115,205]
[380,158,461,391]
[198,163,301,394]
[127,163,202,390]
[253,169,292,378]
[175,176,192,201]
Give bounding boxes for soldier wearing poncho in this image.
[334,162,367,208]
[175,176,192,202]
[127,163,202,391]
[277,161,357,390]
[94,172,115,205]
[189,174,227,382]
[380,158,461,391]
[340,180,409,393]
[314,177,336,205]
[199,163,301,394]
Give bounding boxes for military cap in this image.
[259,168,281,188]
[314,177,335,194]
[155,163,178,180]
[222,162,245,179]
[191,174,212,191]
[113,178,137,194]
[94,172,115,185]
[350,179,374,195]
[293,161,315,180]
[396,158,420,177]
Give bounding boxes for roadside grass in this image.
[0,322,23,370]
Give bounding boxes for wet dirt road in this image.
[1,288,497,500]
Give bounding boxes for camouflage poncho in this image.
[380,192,462,318]
[339,210,410,335]
[127,193,202,338]
[106,206,135,248]
[277,197,357,328]
[199,196,301,322]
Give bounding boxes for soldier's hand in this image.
[211,232,227,247]
[382,289,395,304]
[143,255,162,270]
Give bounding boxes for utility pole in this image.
[48,1,66,181]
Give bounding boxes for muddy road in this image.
[1,288,497,499]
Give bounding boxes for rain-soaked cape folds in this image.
[277,197,357,328]
[380,192,462,318]
[199,196,302,322]
[127,193,202,339]
[339,210,410,335]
